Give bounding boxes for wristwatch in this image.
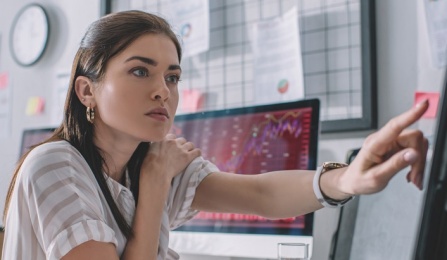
[313,162,354,208]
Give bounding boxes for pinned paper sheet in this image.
[182,89,204,113]
[414,91,440,118]
[0,72,8,90]
[252,7,304,105]
[26,97,45,116]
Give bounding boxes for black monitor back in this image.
[413,70,447,259]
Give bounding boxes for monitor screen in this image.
[19,128,55,157]
[413,72,447,259]
[169,99,320,258]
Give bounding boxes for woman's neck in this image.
[92,120,141,182]
[94,140,138,182]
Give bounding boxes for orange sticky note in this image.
[182,89,204,113]
[414,91,440,118]
[0,72,9,89]
[26,97,45,116]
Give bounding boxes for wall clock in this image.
[10,4,50,66]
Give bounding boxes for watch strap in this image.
[313,162,353,208]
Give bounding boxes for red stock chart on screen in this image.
[172,100,319,236]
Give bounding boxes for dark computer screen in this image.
[19,128,55,157]
[413,71,447,259]
[171,99,320,236]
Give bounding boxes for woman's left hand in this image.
[337,100,430,196]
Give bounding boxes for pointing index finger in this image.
[374,100,429,146]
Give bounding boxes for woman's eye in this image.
[131,68,149,77]
[166,75,181,84]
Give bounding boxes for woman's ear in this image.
[75,76,96,107]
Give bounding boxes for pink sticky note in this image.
[26,97,45,116]
[414,91,440,118]
[0,72,9,89]
[182,89,204,113]
[36,97,45,113]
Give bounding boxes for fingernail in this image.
[418,173,424,190]
[404,151,418,163]
[416,99,429,108]
[406,172,411,182]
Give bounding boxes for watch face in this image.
[10,4,49,66]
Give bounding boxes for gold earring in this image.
[86,106,95,123]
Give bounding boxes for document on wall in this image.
[424,0,447,68]
[0,72,12,138]
[165,0,209,58]
[51,72,70,125]
[251,7,304,105]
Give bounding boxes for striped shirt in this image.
[2,140,218,260]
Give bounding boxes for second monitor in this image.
[169,98,320,258]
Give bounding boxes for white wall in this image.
[348,2,422,257]
[0,0,101,226]
[348,1,445,260]
[0,0,445,260]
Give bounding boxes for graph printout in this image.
[424,0,447,68]
[252,7,305,106]
[165,0,209,58]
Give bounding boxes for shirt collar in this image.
[103,169,132,200]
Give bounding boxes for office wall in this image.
[348,1,445,260]
[0,1,444,260]
[0,0,101,226]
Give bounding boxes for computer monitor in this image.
[168,99,320,259]
[413,71,447,259]
[19,128,55,157]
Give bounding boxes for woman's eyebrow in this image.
[124,56,181,72]
[168,64,182,72]
[125,56,157,66]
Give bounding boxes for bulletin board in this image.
[103,0,376,133]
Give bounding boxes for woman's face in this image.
[92,33,181,143]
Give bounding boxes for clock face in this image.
[10,4,49,66]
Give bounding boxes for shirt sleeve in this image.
[20,143,118,260]
[167,156,219,229]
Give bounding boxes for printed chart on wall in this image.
[424,0,447,68]
[251,7,304,106]
[163,0,210,58]
[51,72,70,125]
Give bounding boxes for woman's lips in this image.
[146,107,169,121]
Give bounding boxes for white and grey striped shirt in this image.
[2,140,218,260]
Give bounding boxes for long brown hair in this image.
[3,10,182,238]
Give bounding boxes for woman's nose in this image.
[151,78,170,101]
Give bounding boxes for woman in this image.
[2,10,428,260]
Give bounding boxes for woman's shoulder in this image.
[20,140,91,183]
[30,140,80,156]
[26,140,84,163]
